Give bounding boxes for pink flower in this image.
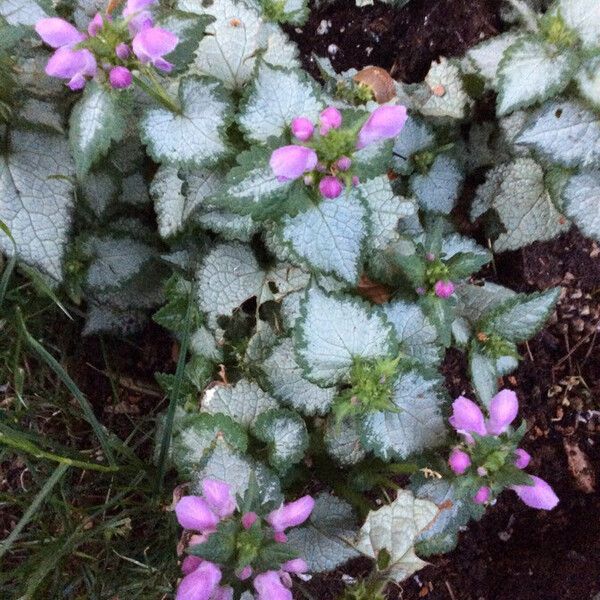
[473,486,491,505]
[241,512,258,530]
[87,13,103,37]
[512,476,559,510]
[273,531,287,543]
[352,175,359,186]
[448,448,471,475]
[267,495,315,533]
[132,26,179,72]
[319,106,342,135]
[514,448,531,470]
[486,389,518,435]
[35,18,85,48]
[237,565,253,580]
[116,43,130,60]
[319,176,344,199]
[291,117,314,141]
[282,558,308,574]
[434,280,455,299]
[253,571,293,600]
[449,396,487,443]
[270,145,318,181]
[181,555,203,576]
[175,496,219,532]
[176,561,221,600]
[212,588,233,600]
[45,46,97,90]
[336,156,352,171]
[202,479,236,518]
[109,66,132,89]
[357,104,408,149]
[123,0,157,16]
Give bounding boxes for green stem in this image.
[133,72,181,114]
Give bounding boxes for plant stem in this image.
[133,71,181,114]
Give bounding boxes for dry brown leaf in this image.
[356,274,393,304]
[563,438,596,493]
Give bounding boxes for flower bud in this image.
[486,389,519,435]
[449,396,486,443]
[291,117,314,141]
[319,176,344,199]
[319,106,342,135]
[237,565,253,580]
[352,175,360,186]
[336,156,352,171]
[202,479,236,518]
[514,448,531,469]
[109,66,132,89]
[115,43,130,60]
[88,13,103,37]
[356,104,408,149]
[448,448,471,474]
[254,571,293,600]
[241,512,258,530]
[175,496,219,532]
[473,486,491,505]
[434,280,455,299]
[511,476,559,510]
[267,495,315,533]
[176,561,221,600]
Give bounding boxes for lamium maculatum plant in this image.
[1,0,590,597]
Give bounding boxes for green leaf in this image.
[559,0,600,48]
[384,301,442,367]
[410,155,464,214]
[469,347,499,406]
[466,32,522,87]
[392,116,435,176]
[150,165,189,238]
[0,128,74,280]
[496,36,578,116]
[69,82,126,177]
[259,0,309,25]
[211,145,312,220]
[419,294,455,348]
[420,57,469,119]
[454,282,517,325]
[280,189,368,284]
[239,64,323,143]
[445,251,490,280]
[480,288,560,343]
[263,339,336,416]
[516,100,600,169]
[254,540,299,572]
[153,274,200,335]
[353,139,394,180]
[172,413,248,475]
[188,519,238,563]
[360,368,447,461]
[286,492,360,572]
[140,76,233,168]
[253,408,308,475]
[562,170,600,242]
[203,379,279,428]
[355,490,439,582]
[193,438,282,503]
[576,57,600,109]
[295,287,397,386]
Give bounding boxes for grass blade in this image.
[0,463,69,560]
[0,218,16,309]
[154,285,194,494]
[15,308,117,466]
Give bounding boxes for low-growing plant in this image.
[1,0,590,597]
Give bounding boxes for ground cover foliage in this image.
[1,0,599,597]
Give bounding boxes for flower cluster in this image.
[448,390,559,510]
[175,478,314,600]
[269,104,408,200]
[35,0,178,91]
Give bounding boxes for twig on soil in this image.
[554,323,600,370]
[445,580,457,600]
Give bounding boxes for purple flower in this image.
[434,280,455,299]
[291,117,314,141]
[357,104,408,149]
[282,558,308,574]
[116,42,130,60]
[270,145,318,181]
[212,588,233,600]
[473,486,491,505]
[352,175,359,186]
[253,571,293,600]
[181,555,203,576]
[514,448,531,470]
[448,448,471,475]
[109,66,132,89]
[267,495,315,533]
[336,156,352,171]
[241,512,258,530]
[319,176,344,199]
[35,18,86,48]
[486,389,518,435]
[176,561,222,600]
[87,13,103,37]
[237,565,253,580]
[319,106,342,135]
[175,496,219,532]
[202,479,236,518]
[512,476,559,510]
[45,46,97,90]
[132,26,179,72]
[449,396,486,443]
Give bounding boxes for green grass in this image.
[0,264,182,599]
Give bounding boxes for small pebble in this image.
[328,43,339,56]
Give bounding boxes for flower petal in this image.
[132,26,178,65]
[175,496,219,531]
[357,104,408,149]
[512,476,559,510]
[267,495,315,533]
[486,389,519,435]
[514,448,531,470]
[449,396,486,439]
[176,561,221,600]
[35,18,85,48]
[282,558,308,574]
[253,571,293,600]
[269,145,318,180]
[201,479,236,518]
